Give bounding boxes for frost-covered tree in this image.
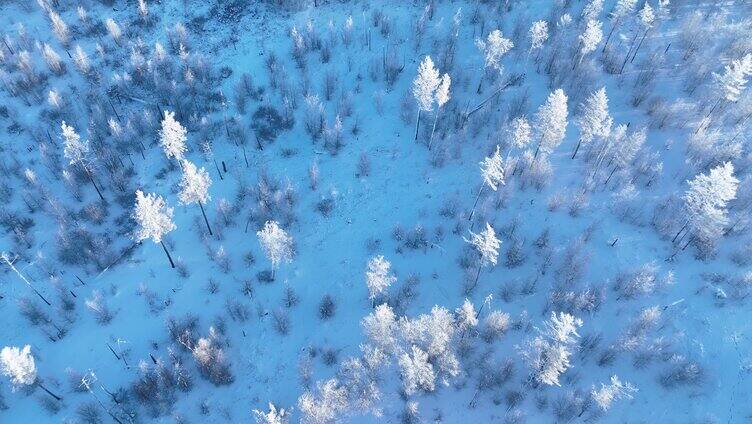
[577,20,603,67]
[362,303,398,352]
[398,306,460,380]
[105,18,122,44]
[474,29,513,92]
[518,312,583,386]
[1,345,60,400]
[399,346,435,395]
[582,0,604,21]
[412,56,441,141]
[138,0,149,21]
[298,379,348,424]
[712,54,752,106]
[603,126,645,186]
[508,117,532,151]
[1,345,36,389]
[73,45,90,74]
[469,146,505,221]
[60,121,104,201]
[533,89,569,158]
[253,403,289,424]
[48,10,69,47]
[591,375,637,411]
[365,256,396,305]
[179,160,213,235]
[455,298,478,333]
[529,20,549,60]
[428,73,451,150]
[679,162,739,252]
[464,223,501,291]
[603,0,638,52]
[133,190,177,268]
[627,2,656,65]
[574,87,612,159]
[159,111,188,162]
[256,221,294,280]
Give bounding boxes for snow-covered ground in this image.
[1,0,751,423]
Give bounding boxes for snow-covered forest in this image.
[1,0,751,422]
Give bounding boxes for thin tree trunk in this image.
[604,166,618,186]
[83,165,105,201]
[467,264,482,293]
[620,31,640,74]
[672,221,688,243]
[198,201,213,236]
[602,18,621,53]
[468,184,486,221]
[682,235,694,251]
[414,109,421,142]
[630,28,650,63]
[1,253,52,306]
[572,139,582,159]
[213,159,223,180]
[38,382,62,401]
[160,241,175,268]
[706,96,723,118]
[428,109,440,150]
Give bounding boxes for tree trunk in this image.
[681,235,694,251]
[83,165,105,201]
[467,264,483,293]
[199,201,213,236]
[213,159,223,180]
[571,139,582,159]
[630,28,650,63]
[38,382,62,401]
[602,18,621,53]
[428,109,440,150]
[604,166,618,186]
[468,184,486,222]
[672,222,688,243]
[414,109,421,142]
[620,31,640,74]
[160,241,175,268]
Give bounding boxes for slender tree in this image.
[1,345,61,401]
[428,73,451,150]
[469,145,505,221]
[412,56,441,142]
[60,121,104,201]
[159,110,187,162]
[533,89,569,159]
[365,255,397,306]
[474,29,514,93]
[179,160,213,235]
[133,190,177,268]
[602,0,638,53]
[573,87,612,159]
[678,162,739,251]
[256,220,294,280]
[576,20,603,69]
[464,223,501,292]
[529,20,549,62]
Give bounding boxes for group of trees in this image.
[0,0,749,422]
